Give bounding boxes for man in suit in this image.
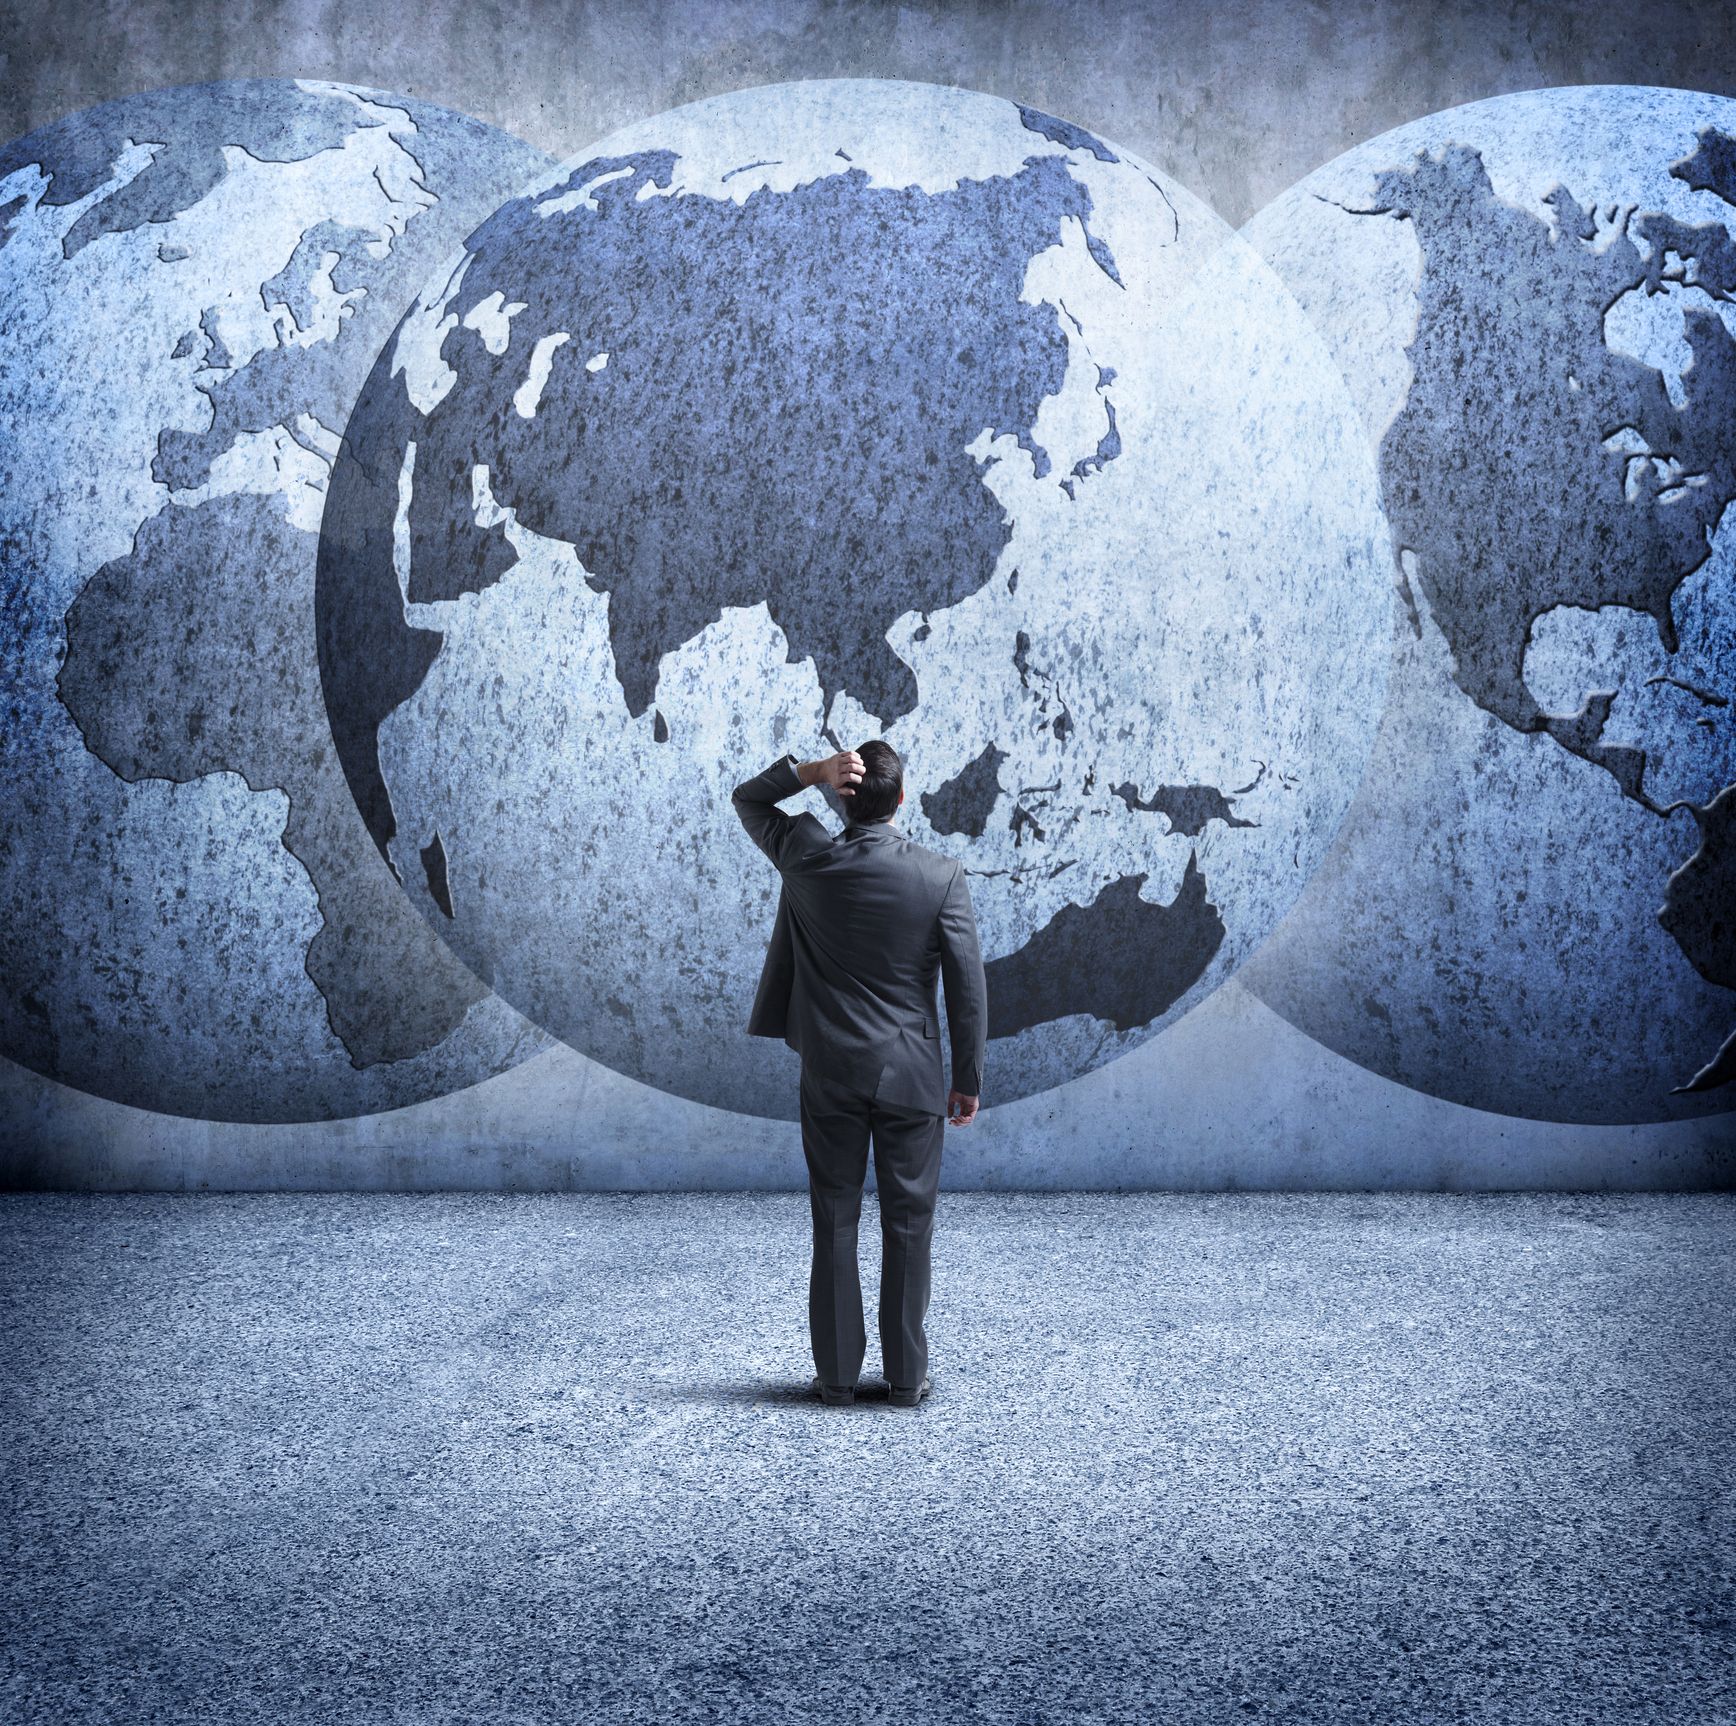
[732,741,987,1409]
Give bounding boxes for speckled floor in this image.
[2,1193,1732,1724]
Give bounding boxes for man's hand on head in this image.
[798,751,865,799]
[946,1091,979,1127]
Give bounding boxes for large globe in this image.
[317,79,1394,1118]
[1239,86,1736,1123]
[0,80,553,1121]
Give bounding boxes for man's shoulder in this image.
[804,820,964,883]
[896,834,966,883]
[784,810,834,857]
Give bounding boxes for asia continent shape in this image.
[318,80,1394,1119]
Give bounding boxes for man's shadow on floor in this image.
[657,1379,894,1408]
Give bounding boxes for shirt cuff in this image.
[775,752,803,792]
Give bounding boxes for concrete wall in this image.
[3,0,1734,1189]
[6,0,1732,232]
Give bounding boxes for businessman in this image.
[731,742,987,1409]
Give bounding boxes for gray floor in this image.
[2,1193,1732,1725]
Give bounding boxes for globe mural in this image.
[1238,85,1736,1123]
[0,80,553,1121]
[317,78,1395,1120]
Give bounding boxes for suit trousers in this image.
[798,1059,945,1392]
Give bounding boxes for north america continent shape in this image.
[0,81,554,1121]
[318,79,1395,1120]
[1240,85,1736,1122]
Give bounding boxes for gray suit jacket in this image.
[732,752,988,1113]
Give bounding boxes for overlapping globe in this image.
[1239,85,1736,1123]
[312,79,1394,1118]
[0,80,552,1121]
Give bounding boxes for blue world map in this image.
[317,81,1392,1116]
[1239,86,1736,1120]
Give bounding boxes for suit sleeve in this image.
[938,862,988,1098]
[731,752,811,871]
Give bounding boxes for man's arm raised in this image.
[731,749,865,870]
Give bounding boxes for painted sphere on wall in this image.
[1239,86,1736,1123]
[0,80,553,1121]
[317,79,1394,1119]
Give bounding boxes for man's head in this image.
[847,739,904,824]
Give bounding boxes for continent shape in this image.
[318,79,1393,1118]
[1241,84,1736,1121]
[0,81,554,1120]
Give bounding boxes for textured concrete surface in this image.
[3,0,1736,1173]
[4,1192,1733,1724]
[4,0,1734,233]
[1,0,1734,1178]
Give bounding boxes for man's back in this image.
[732,751,986,1115]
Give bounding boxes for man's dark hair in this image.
[850,739,903,824]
